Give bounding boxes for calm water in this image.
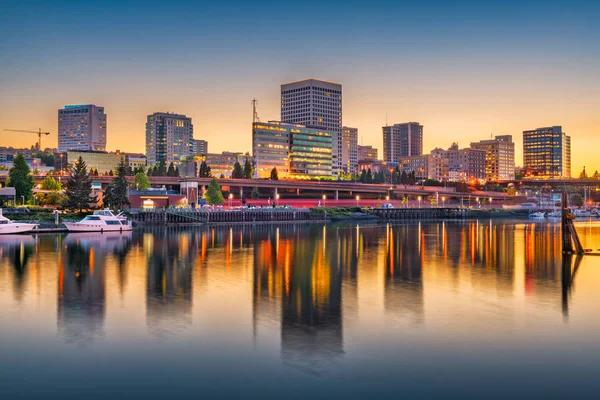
[1,220,600,399]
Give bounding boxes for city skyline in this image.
[1,0,599,174]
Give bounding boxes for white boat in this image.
[547,210,562,218]
[529,212,546,218]
[573,209,592,218]
[0,209,38,234]
[64,209,132,232]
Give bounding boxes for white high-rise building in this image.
[470,135,515,181]
[145,112,193,166]
[281,79,342,177]
[58,104,106,153]
[341,126,358,174]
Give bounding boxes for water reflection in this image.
[1,220,600,395]
[0,235,35,302]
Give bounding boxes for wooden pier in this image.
[371,207,468,220]
[128,208,314,225]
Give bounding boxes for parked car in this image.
[382,203,394,208]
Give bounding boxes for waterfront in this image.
[1,220,600,398]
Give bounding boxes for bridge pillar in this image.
[239,187,243,199]
[274,187,278,199]
[335,190,339,200]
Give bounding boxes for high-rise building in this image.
[252,121,333,180]
[357,145,378,161]
[145,112,193,166]
[192,139,208,155]
[281,79,342,176]
[522,126,571,178]
[58,104,106,153]
[470,135,516,181]
[382,122,423,162]
[341,127,358,174]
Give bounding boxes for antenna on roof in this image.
[252,98,260,123]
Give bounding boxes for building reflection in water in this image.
[384,223,424,323]
[252,224,344,375]
[57,232,131,345]
[0,235,35,302]
[523,223,562,302]
[145,228,195,339]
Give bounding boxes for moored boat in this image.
[64,209,132,232]
[529,211,546,218]
[0,209,38,234]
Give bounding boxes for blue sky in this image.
[1,0,599,170]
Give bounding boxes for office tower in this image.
[281,79,342,176]
[382,122,423,162]
[522,126,571,178]
[252,121,333,180]
[357,145,378,161]
[145,112,193,165]
[192,139,208,155]
[58,104,106,153]
[470,135,516,181]
[341,127,358,174]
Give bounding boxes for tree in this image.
[594,170,600,180]
[270,167,279,181]
[63,156,97,212]
[579,166,588,179]
[8,154,34,204]
[104,158,130,210]
[40,176,61,191]
[109,169,114,176]
[243,159,253,179]
[251,187,260,199]
[134,171,151,190]
[366,168,373,184]
[570,193,584,207]
[232,161,243,179]
[40,191,67,207]
[204,177,224,204]
[154,161,167,176]
[359,169,367,183]
[34,151,55,167]
[198,161,211,177]
[167,162,176,177]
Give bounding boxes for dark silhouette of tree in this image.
[63,156,97,212]
[232,161,243,179]
[243,159,253,179]
[104,158,130,210]
[198,161,211,177]
[270,167,279,181]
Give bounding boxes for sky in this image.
[1,0,599,174]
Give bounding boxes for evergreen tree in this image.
[232,161,243,179]
[147,166,154,176]
[366,168,373,183]
[8,154,34,204]
[104,158,130,209]
[205,177,224,204]
[134,171,151,190]
[63,156,97,212]
[109,169,114,176]
[174,166,180,177]
[270,167,279,181]
[198,161,211,177]
[400,171,408,184]
[359,169,366,183]
[155,160,167,176]
[594,170,600,180]
[167,162,176,177]
[251,186,260,199]
[579,166,588,179]
[243,159,253,179]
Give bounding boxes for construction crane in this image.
[3,128,51,150]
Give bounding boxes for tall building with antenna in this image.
[281,79,342,177]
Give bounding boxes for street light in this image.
[442,196,446,207]
[476,197,480,208]
[229,193,233,207]
[418,196,422,208]
[356,195,359,206]
[385,195,389,201]
[322,194,326,207]
[276,193,280,206]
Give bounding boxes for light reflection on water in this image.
[1,220,600,398]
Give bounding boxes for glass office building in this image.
[523,126,571,178]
